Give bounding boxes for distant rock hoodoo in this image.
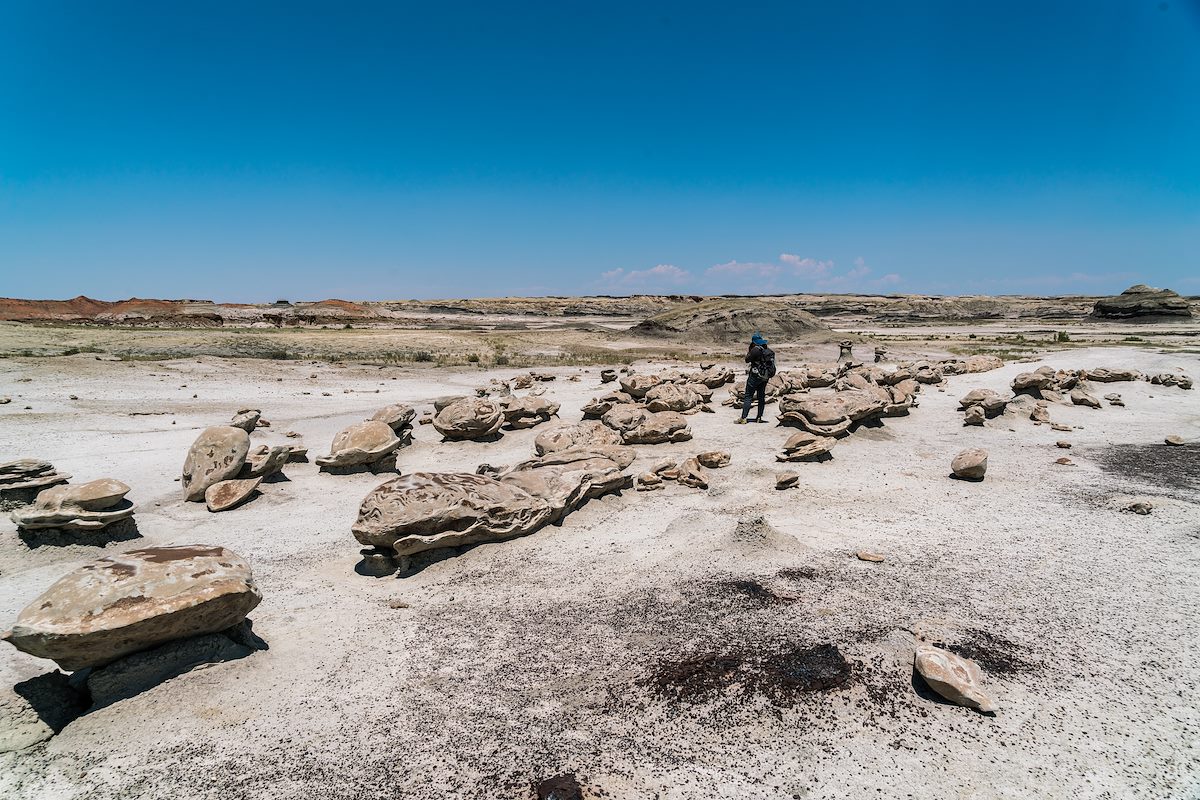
[1092,285,1192,319]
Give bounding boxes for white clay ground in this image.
[1,346,1198,800]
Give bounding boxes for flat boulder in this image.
[1069,389,1102,409]
[204,477,262,512]
[499,450,631,517]
[0,460,71,496]
[534,421,623,456]
[1084,367,1141,383]
[433,398,504,440]
[775,472,800,490]
[241,445,291,478]
[696,451,731,468]
[352,473,555,555]
[500,396,560,429]
[960,355,1005,373]
[958,389,1007,417]
[778,387,889,435]
[914,645,998,712]
[229,409,261,433]
[1011,372,1052,393]
[2,545,262,671]
[603,408,692,444]
[370,403,417,433]
[951,448,988,480]
[619,373,662,399]
[777,431,837,462]
[316,420,402,468]
[581,391,633,418]
[645,383,703,413]
[10,479,135,532]
[182,426,251,502]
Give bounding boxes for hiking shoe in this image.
[735,418,748,424]
[753,418,767,423]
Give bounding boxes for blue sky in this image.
[1,1,1198,301]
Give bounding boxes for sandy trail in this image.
[1,347,1198,799]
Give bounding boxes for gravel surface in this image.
[1,346,1198,799]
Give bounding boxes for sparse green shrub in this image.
[494,354,510,366]
[412,351,434,362]
[1055,331,1071,343]
[467,353,481,363]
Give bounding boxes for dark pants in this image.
[741,375,767,420]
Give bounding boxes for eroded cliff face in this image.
[1,290,1193,329]
[1092,284,1194,319]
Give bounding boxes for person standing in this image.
[737,332,775,424]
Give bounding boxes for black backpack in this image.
[751,346,777,380]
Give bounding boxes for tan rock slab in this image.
[2,545,262,671]
[205,477,263,512]
[316,420,401,468]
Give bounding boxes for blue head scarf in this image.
[751,332,768,346]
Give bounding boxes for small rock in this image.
[387,599,411,609]
[963,406,985,426]
[636,472,663,492]
[914,644,998,712]
[1122,501,1152,515]
[950,448,988,481]
[775,472,800,490]
[855,551,884,563]
[1164,435,1185,446]
[696,451,731,469]
[1055,457,1074,466]
[1055,441,1071,449]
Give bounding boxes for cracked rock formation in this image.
[10,479,135,532]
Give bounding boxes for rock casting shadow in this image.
[18,516,143,549]
[81,619,268,711]
[12,671,90,735]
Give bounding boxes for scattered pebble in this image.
[855,551,884,563]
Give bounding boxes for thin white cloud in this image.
[598,264,692,291]
[597,254,901,293]
[705,260,782,279]
[779,254,833,278]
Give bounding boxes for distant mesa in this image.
[1092,284,1193,319]
[630,298,830,342]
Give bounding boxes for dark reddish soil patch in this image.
[1093,442,1199,500]
[535,773,583,800]
[775,566,821,582]
[715,578,796,605]
[648,643,851,705]
[934,629,1035,675]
